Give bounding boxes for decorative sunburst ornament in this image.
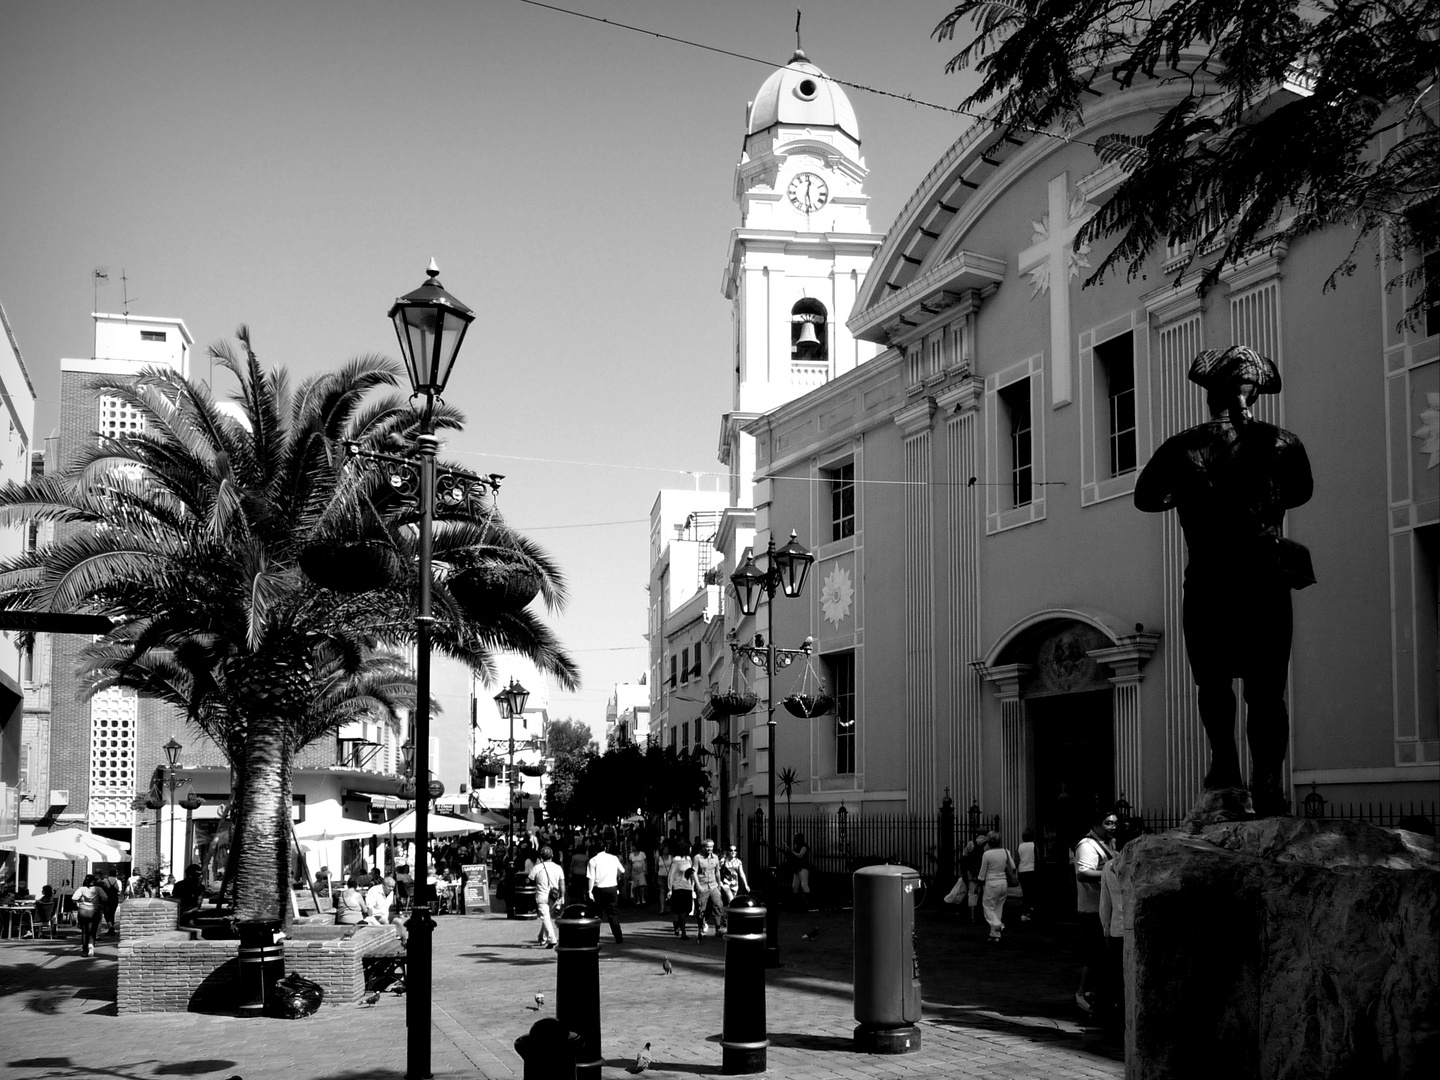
[1025,191,1093,300]
[820,566,853,627]
[1416,392,1440,469]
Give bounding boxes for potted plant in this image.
[448,555,541,616]
[782,691,835,718]
[709,689,759,716]
[299,538,402,592]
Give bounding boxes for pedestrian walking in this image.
[587,838,626,944]
[977,831,1016,942]
[1097,857,1126,1038]
[655,843,674,914]
[528,846,566,949]
[1017,829,1038,921]
[717,842,749,929]
[779,833,812,911]
[961,834,986,924]
[627,844,649,908]
[1073,810,1119,1015]
[569,842,590,903]
[72,875,103,957]
[692,839,724,938]
[667,845,695,939]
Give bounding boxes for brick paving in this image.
[0,899,1123,1080]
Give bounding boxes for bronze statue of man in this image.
[1135,346,1314,816]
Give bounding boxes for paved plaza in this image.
[0,901,1123,1080]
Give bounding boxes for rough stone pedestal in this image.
[1120,818,1438,1080]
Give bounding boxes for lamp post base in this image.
[854,1024,922,1055]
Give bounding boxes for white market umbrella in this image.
[292,818,387,851]
[1,828,130,862]
[384,809,482,839]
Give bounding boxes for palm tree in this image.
[778,766,800,839]
[0,330,578,921]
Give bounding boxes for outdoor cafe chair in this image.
[32,899,58,939]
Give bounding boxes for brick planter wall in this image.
[117,898,178,940]
[117,924,401,1014]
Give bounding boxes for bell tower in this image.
[719,51,882,501]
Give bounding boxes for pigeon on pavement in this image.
[627,1042,652,1073]
[801,927,820,941]
[360,991,381,1007]
[535,992,545,1008]
[661,956,673,975]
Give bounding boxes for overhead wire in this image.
[512,0,1101,149]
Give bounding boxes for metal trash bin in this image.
[236,918,285,1014]
[508,868,539,919]
[852,865,922,1053]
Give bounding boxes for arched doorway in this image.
[977,610,1159,913]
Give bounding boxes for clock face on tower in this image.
[787,172,829,213]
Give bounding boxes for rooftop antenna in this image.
[120,269,136,317]
[92,268,109,313]
[795,9,802,53]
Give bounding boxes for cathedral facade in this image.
[688,51,1437,854]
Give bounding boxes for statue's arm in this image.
[1134,439,1180,512]
[1280,437,1314,510]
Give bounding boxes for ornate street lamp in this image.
[162,738,183,878]
[388,261,474,1080]
[494,679,529,850]
[180,789,204,870]
[729,529,814,967]
[1303,782,1326,820]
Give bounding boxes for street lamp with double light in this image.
[729,529,814,968]
[493,678,530,850]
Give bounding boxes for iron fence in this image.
[742,796,1436,909]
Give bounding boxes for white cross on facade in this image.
[1017,172,1096,407]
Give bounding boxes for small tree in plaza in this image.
[0,331,578,922]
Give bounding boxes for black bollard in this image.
[556,903,602,1080]
[514,1017,584,1080]
[721,894,768,1074]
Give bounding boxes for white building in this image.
[0,302,37,856]
[605,681,651,749]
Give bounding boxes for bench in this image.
[363,944,408,991]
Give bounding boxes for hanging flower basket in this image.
[709,690,759,716]
[782,692,835,718]
[517,763,545,778]
[299,539,401,592]
[449,558,541,615]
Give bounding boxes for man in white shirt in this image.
[587,839,626,944]
[365,876,407,945]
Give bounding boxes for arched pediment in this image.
[848,51,1224,345]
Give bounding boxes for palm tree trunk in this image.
[233,716,289,923]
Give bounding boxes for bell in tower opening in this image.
[792,298,828,364]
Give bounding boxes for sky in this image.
[0,0,983,735]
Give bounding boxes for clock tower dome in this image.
[719,50,882,502]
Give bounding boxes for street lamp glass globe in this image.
[503,678,530,718]
[388,260,475,397]
[772,530,813,598]
[163,737,182,768]
[729,553,766,616]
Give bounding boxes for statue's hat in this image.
[1187,346,1281,394]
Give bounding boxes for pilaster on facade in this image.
[1088,633,1161,813]
[943,378,984,818]
[977,663,1031,846]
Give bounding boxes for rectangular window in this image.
[826,651,857,774]
[669,726,677,749]
[1000,379,1033,507]
[682,722,690,753]
[680,647,690,684]
[139,330,166,342]
[669,655,677,688]
[827,461,856,540]
[1426,249,1438,339]
[1096,333,1137,476]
